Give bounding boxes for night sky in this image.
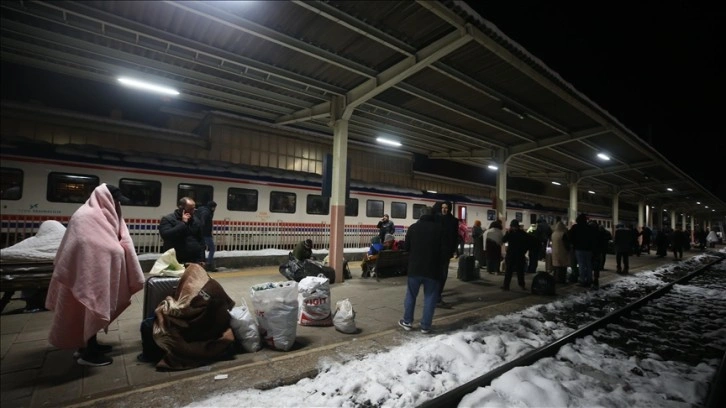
[467,1,725,202]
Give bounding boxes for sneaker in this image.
[420,328,432,334]
[73,344,113,358]
[77,353,113,367]
[398,319,412,331]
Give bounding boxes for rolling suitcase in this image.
[457,247,478,281]
[142,276,180,319]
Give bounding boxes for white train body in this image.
[1,147,622,254]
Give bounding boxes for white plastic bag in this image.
[229,298,261,353]
[250,281,298,351]
[333,298,357,334]
[149,248,185,276]
[298,275,332,326]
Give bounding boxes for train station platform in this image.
[0,250,710,408]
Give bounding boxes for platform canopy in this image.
[1,1,723,217]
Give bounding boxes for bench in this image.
[364,250,409,278]
[0,262,54,313]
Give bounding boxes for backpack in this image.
[531,271,556,296]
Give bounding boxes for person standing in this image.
[549,219,570,284]
[432,201,458,308]
[398,206,443,334]
[196,200,218,271]
[376,214,395,243]
[671,225,688,260]
[158,197,205,265]
[501,219,529,290]
[456,218,467,258]
[613,223,634,274]
[568,214,598,287]
[45,184,145,366]
[483,220,504,274]
[471,220,484,270]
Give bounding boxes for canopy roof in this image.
[2,0,723,217]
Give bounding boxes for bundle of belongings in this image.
[279,253,336,283]
[150,263,236,370]
[0,220,66,313]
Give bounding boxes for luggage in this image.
[545,251,552,272]
[303,259,336,284]
[457,245,478,282]
[142,276,180,319]
[531,271,556,296]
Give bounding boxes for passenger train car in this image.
[0,142,628,254]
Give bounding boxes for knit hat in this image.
[384,233,395,242]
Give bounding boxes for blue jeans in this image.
[575,250,593,285]
[402,276,439,331]
[203,236,215,266]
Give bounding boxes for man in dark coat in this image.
[159,197,205,265]
[196,200,217,271]
[292,239,314,262]
[432,201,459,308]
[376,214,395,243]
[568,213,598,287]
[613,223,634,274]
[501,219,529,291]
[399,206,443,334]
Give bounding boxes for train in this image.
[0,141,631,254]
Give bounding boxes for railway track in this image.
[419,253,726,408]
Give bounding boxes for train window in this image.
[413,204,427,219]
[177,183,213,207]
[270,191,296,213]
[515,212,523,222]
[366,199,384,218]
[47,172,99,203]
[345,198,358,217]
[390,201,406,219]
[119,178,161,207]
[487,210,496,221]
[1,167,23,200]
[530,214,537,225]
[228,188,258,212]
[306,194,329,215]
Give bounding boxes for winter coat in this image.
[404,214,444,279]
[502,228,530,261]
[159,209,205,264]
[568,219,597,251]
[196,205,215,237]
[550,221,570,267]
[614,225,634,254]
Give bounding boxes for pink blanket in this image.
[45,184,145,349]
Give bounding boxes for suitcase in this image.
[457,255,477,281]
[303,260,336,284]
[531,271,556,296]
[142,276,180,319]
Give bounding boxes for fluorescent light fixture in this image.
[551,181,561,186]
[705,205,709,209]
[118,77,180,96]
[588,190,596,194]
[597,153,610,161]
[376,137,401,147]
[666,187,673,192]
[697,201,701,205]
[426,190,437,194]
[487,164,498,171]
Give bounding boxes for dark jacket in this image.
[159,210,205,263]
[196,205,215,237]
[502,228,530,260]
[614,224,634,254]
[376,219,395,242]
[433,201,459,258]
[404,214,443,279]
[569,218,597,251]
[292,240,313,262]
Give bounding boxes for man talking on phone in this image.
[377,214,395,243]
[159,197,206,266]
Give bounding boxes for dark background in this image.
[467,1,725,202]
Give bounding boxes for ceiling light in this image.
[596,153,610,161]
[666,187,673,192]
[376,137,401,147]
[697,201,701,205]
[551,181,561,186]
[426,190,437,194]
[487,165,498,171]
[588,190,595,194]
[118,77,180,96]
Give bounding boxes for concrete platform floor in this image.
[1,251,698,408]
